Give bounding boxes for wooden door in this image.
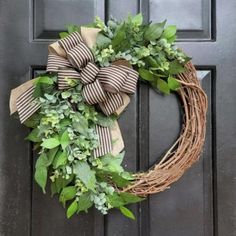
[0,0,235,235]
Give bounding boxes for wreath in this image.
[9,14,207,220]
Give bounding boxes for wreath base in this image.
[122,62,207,196]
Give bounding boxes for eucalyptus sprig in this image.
[25,74,143,219]
[92,14,190,94]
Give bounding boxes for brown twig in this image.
[122,62,208,196]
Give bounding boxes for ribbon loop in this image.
[119,65,139,93]
[46,54,71,73]
[58,31,83,53]
[67,43,94,69]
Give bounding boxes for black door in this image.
[0,0,235,235]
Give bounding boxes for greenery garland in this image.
[18,14,196,220]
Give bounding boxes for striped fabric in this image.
[58,31,83,53]
[99,92,124,115]
[67,43,94,69]
[97,66,127,93]
[81,62,99,84]
[58,68,81,90]
[46,54,71,73]
[93,125,112,158]
[16,86,41,123]
[119,65,139,93]
[82,80,107,105]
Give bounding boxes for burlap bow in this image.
[46,31,139,116]
[10,29,139,158]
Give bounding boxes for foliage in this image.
[26,74,138,219]
[92,14,189,94]
[24,14,192,220]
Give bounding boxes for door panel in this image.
[1,0,236,235]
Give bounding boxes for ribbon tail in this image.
[110,121,124,155]
[93,125,112,158]
[16,85,41,123]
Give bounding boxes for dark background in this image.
[0,0,236,235]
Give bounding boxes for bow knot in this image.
[46,31,139,116]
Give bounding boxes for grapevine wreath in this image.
[9,14,207,220]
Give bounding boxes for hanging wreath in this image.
[9,14,207,220]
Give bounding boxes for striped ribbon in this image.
[15,31,139,158]
[46,31,139,116]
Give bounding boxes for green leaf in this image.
[157,79,170,94]
[60,130,70,150]
[73,161,96,191]
[119,206,135,220]
[107,192,144,208]
[67,24,80,34]
[35,166,47,194]
[167,35,177,43]
[168,60,186,74]
[34,76,54,85]
[67,200,78,219]
[146,56,159,67]
[100,152,125,174]
[53,151,67,169]
[119,192,144,204]
[131,13,143,26]
[35,153,49,168]
[162,25,177,39]
[77,192,93,213]
[72,114,88,136]
[59,186,77,207]
[23,113,41,128]
[47,147,59,166]
[96,33,111,49]
[41,137,60,149]
[112,24,126,50]
[26,128,41,142]
[138,68,155,81]
[96,113,116,127]
[108,172,132,188]
[51,175,74,196]
[59,32,69,39]
[167,77,180,91]
[144,20,166,41]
